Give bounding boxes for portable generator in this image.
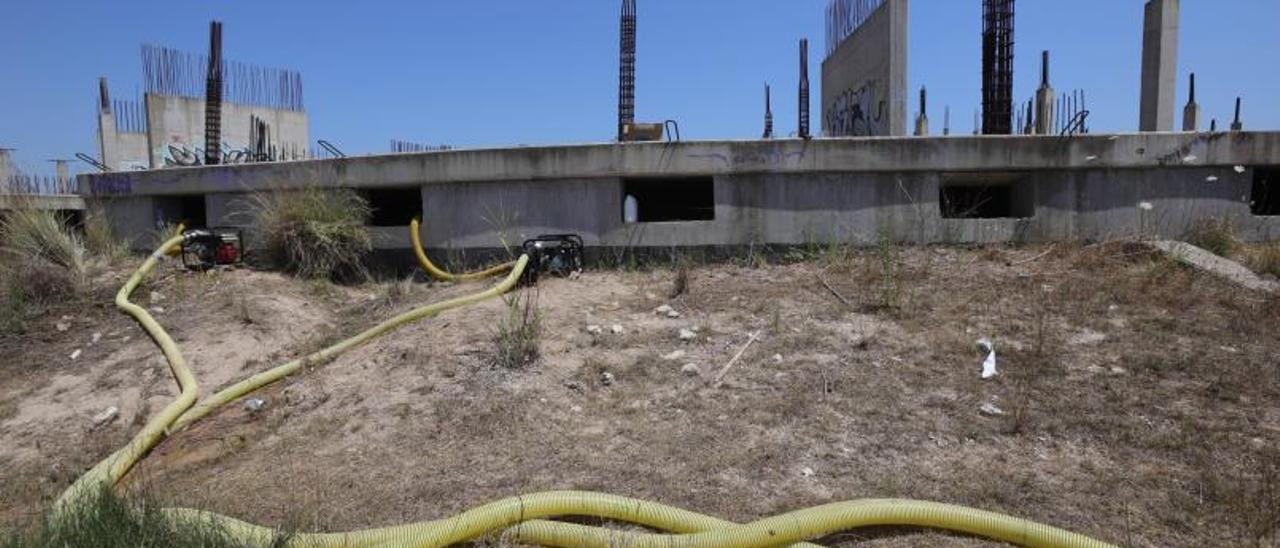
[181,227,245,271]
[520,234,583,285]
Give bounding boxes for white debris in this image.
[570,405,583,413]
[69,349,82,361]
[1069,328,1107,346]
[655,304,674,315]
[773,353,783,363]
[600,371,615,386]
[1205,175,1219,183]
[1084,155,1099,162]
[91,332,102,344]
[1138,201,1154,211]
[150,306,165,314]
[663,350,687,361]
[244,398,266,412]
[666,309,681,319]
[610,324,624,334]
[977,338,997,379]
[979,403,1006,416]
[680,363,701,376]
[678,328,698,341]
[55,322,70,332]
[1183,154,1198,164]
[150,291,165,302]
[1234,165,1247,174]
[585,325,604,335]
[91,406,118,429]
[800,467,816,478]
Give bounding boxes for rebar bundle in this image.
[141,44,304,112]
[391,140,452,153]
[825,0,886,58]
[981,0,1015,135]
[111,99,147,134]
[618,0,637,141]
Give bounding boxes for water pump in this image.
[520,234,583,285]
[181,227,244,271]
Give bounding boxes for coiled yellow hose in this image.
[52,235,1118,548]
[410,217,515,281]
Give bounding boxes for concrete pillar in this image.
[1231,97,1243,131]
[97,77,118,171]
[913,87,928,136]
[52,159,70,193]
[0,149,13,190]
[1139,0,1179,132]
[1181,73,1200,132]
[1035,51,1056,135]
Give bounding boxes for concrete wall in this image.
[145,94,309,168]
[80,132,1280,252]
[821,0,908,137]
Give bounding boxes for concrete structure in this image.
[1034,51,1055,135]
[1182,73,1200,132]
[913,88,928,137]
[80,132,1280,257]
[143,94,308,168]
[822,0,908,137]
[1139,0,1180,132]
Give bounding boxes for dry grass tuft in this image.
[492,289,541,369]
[250,186,372,281]
[1182,217,1240,257]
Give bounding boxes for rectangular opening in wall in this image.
[360,187,423,227]
[622,177,715,222]
[156,195,207,227]
[939,173,1033,219]
[1250,167,1280,216]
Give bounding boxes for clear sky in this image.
[1,0,1277,175]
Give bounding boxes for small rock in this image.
[600,371,615,386]
[666,309,681,319]
[69,349,82,360]
[663,350,687,361]
[564,380,585,393]
[570,405,583,413]
[585,325,604,335]
[91,332,102,344]
[979,403,1005,416]
[150,306,165,314]
[91,406,118,429]
[800,467,816,478]
[1109,366,1128,375]
[680,363,701,376]
[772,353,783,363]
[55,322,70,332]
[150,291,165,302]
[244,398,266,412]
[678,328,697,341]
[655,304,674,315]
[610,324,624,334]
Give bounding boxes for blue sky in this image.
[1,0,1277,175]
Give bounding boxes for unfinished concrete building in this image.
[95,37,308,171]
[821,0,908,137]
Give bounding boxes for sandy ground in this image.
[2,244,1278,547]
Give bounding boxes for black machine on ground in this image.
[520,234,583,285]
[181,227,245,271]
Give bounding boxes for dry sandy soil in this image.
[2,243,1278,547]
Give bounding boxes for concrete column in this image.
[1181,73,1200,132]
[1139,0,1179,132]
[1231,97,1244,131]
[0,149,13,190]
[913,87,929,136]
[97,77,119,171]
[1035,51,1056,135]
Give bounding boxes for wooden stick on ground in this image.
[711,330,761,388]
[816,273,853,309]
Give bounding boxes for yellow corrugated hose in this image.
[52,234,1118,548]
[410,217,515,281]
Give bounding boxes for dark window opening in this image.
[1250,167,1280,216]
[156,195,207,227]
[622,177,715,222]
[939,173,1033,219]
[361,188,423,227]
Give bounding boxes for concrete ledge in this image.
[0,194,86,211]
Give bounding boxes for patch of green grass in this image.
[1182,217,1240,257]
[3,485,287,548]
[492,289,541,369]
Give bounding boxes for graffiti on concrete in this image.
[90,174,133,195]
[688,146,806,169]
[824,79,886,137]
[160,142,256,167]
